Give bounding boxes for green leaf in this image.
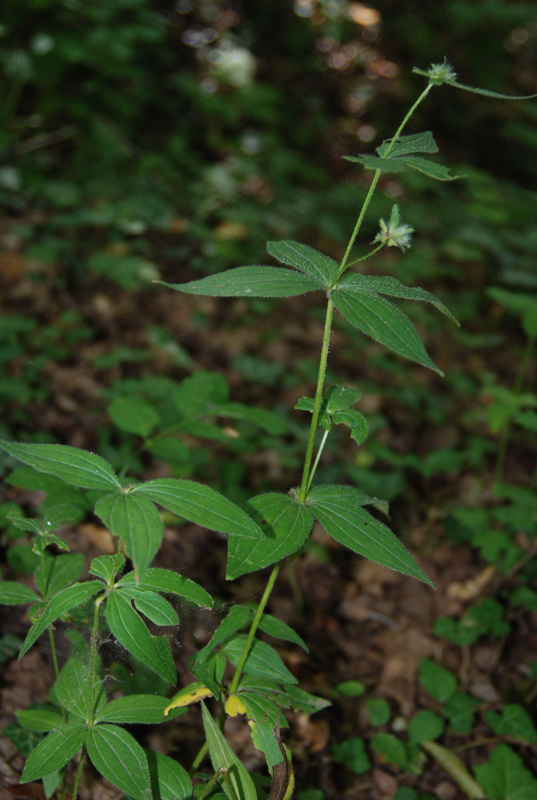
[408,710,444,744]
[146,750,192,800]
[195,606,251,667]
[201,702,257,800]
[377,131,439,157]
[86,724,152,800]
[35,552,85,599]
[238,677,330,714]
[173,371,228,418]
[20,581,103,658]
[307,485,434,587]
[223,635,298,684]
[331,737,371,774]
[55,657,101,720]
[402,156,460,181]
[474,744,537,800]
[325,385,362,412]
[158,266,320,298]
[266,241,339,287]
[444,693,481,735]
[419,659,457,703]
[131,479,263,540]
[89,553,126,585]
[0,441,121,490]
[0,581,40,605]
[105,591,176,684]
[191,651,227,699]
[332,410,368,445]
[331,285,442,374]
[236,693,283,772]
[15,705,63,733]
[227,493,314,580]
[118,567,213,609]
[213,402,287,435]
[371,732,408,769]
[485,705,537,744]
[365,698,391,726]
[344,155,406,173]
[333,680,365,698]
[95,492,163,584]
[21,721,86,783]
[258,614,308,652]
[338,273,458,324]
[118,587,179,626]
[108,396,160,438]
[96,694,186,725]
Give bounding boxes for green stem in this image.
[228,563,281,695]
[346,242,385,268]
[48,628,60,680]
[87,596,103,727]
[306,429,330,494]
[70,749,86,800]
[190,741,208,775]
[298,300,334,502]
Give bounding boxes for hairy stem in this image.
[70,749,86,800]
[87,596,103,727]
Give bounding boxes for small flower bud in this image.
[373,205,414,252]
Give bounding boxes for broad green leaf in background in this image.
[330,284,443,374]
[0,582,40,606]
[484,705,537,744]
[21,721,86,783]
[0,441,121,490]
[223,635,298,684]
[158,266,321,298]
[35,552,85,599]
[146,750,192,800]
[16,705,64,733]
[20,581,103,658]
[118,587,179,626]
[118,567,213,609]
[107,396,160,438]
[258,614,308,652]
[331,736,371,774]
[444,693,481,734]
[266,241,339,287]
[173,371,228,419]
[95,492,163,584]
[370,733,408,769]
[96,694,186,725]
[419,659,457,703]
[131,479,263,540]
[201,702,257,800]
[365,698,391,726]
[212,402,288,436]
[408,710,444,744]
[307,485,434,587]
[473,744,537,800]
[86,724,152,800]
[227,493,314,579]
[105,591,176,684]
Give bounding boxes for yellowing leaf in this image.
[164,682,213,716]
[225,694,247,717]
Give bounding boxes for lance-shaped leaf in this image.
[377,131,439,158]
[331,283,443,374]
[229,692,283,773]
[195,605,251,667]
[345,155,406,173]
[146,750,192,800]
[36,552,85,599]
[224,635,298,684]
[118,567,213,609]
[0,441,121,490]
[201,702,257,800]
[344,154,461,182]
[95,493,162,585]
[117,587,179,626]
[21,721,86,783]
[55,657,102,720]
[16,705,64,733]
[338,273,458,324]
[158,266,320,298]
[258,614,308,652]
[0,581,40,606]
[20,581,103,658]
[226,494,314,580]
[130,479,263,540]
[267,241,339,287]
[86,724,152,800]
[105,591,176,684]
[307,485,434,587]
[96,694,186,725]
